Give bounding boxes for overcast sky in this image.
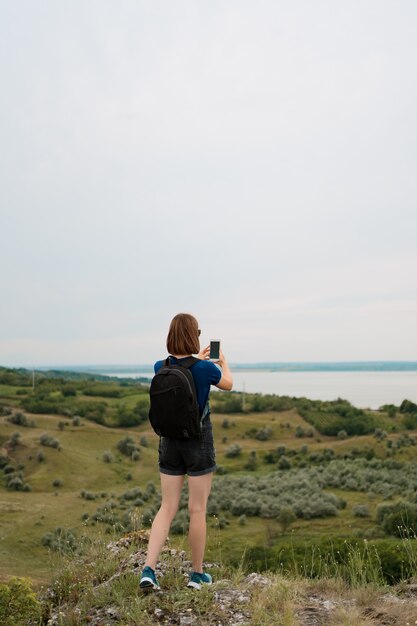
[1,1,416,366]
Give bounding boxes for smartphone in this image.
[209,340,220,360]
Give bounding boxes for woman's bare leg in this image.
[145,473,185,570]
[188,473,213,572]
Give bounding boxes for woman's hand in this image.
[198,345,210,360]
[215,349,227,368]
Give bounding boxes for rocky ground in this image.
[43,532,417,626]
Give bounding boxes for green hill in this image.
[1,366,417,593]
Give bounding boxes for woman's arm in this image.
[215,350,233,390]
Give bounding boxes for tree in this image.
[276,507,296,534]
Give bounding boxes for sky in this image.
[1,1,417,366]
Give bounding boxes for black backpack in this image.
[148,356,201,440]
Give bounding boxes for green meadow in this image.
[1,367,417,587]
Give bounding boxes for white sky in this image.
[1,1,416,366]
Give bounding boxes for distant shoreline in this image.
[31,361,417,374]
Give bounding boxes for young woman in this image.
[140,313,233,591]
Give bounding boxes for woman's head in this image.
[166,313,200,355]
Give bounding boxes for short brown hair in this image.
[166,313,200,355]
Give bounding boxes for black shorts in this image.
[158,419,216,477]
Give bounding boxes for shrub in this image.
[399,399,417,414]
[0,452,9,469]
[9,432,21,448]
[75,401,107,424]
[277,506,296,533]
[117,436,139,457]
[278,457,291,470]
[337,430,348,439]
[121,487,143,501]
[170,510,190,534]
[52,478,63,488]
[6,412,35,427]
[102,451,113,463]
[6,476,24,491]
[376,501,417,537]
[36,450,45,462]
[40,434,60,449]
[244,451,258,471]
[58,421,66,431]
[72,416,81,426]
[0,577,41,626]
[41,527,77,553]
[140,435,148,447]
[255,427,272,441]
[221,418,230,429]
[80,490,97,501]
[225,443,242,458]
[353,504,370,517]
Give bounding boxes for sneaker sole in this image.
[187,580,212,590]
[187,581,202,590]
[140,578,160,593]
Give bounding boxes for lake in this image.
[104,369,417,409]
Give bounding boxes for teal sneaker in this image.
[140,566,160,592]
[187,571,213,590]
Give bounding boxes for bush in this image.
[9,432,21,447]
[6,476,24,491]
[52,478,63,487]
[0,577,41,626]
[117,436,139,457]
[255,427,272,441]
[75,401,107,424]
[243,537,414,584]
[376,501,417,537]
[6,412,35,427]
[353,504,370,517]
[244,451,258,471]
[140,435,148,447]
[41,527,77,553]
[102,451,113,463]
[225,443,242,458]
[72,415,81,426]
[80,490,97,501]
[0,452,9,469]
[170,510,190,534]
[40,434,60,449]
[277,506,296,533]
[36,450,45,462]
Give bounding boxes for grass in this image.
[2,379,417,588]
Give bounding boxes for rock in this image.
[243,572,272,587]
[322,600,336,611]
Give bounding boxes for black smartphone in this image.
[209,340,220,360]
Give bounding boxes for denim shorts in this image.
[158,419,216,477]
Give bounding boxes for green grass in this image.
[1,375,417,587]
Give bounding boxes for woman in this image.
[140,313,233,591]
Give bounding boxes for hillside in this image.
[2,367,417,623]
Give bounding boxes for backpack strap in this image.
[166,356,200,369]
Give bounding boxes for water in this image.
[103,369,417,409]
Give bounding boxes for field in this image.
[1,367,417,588]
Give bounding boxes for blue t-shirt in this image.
[154,357,222,418]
